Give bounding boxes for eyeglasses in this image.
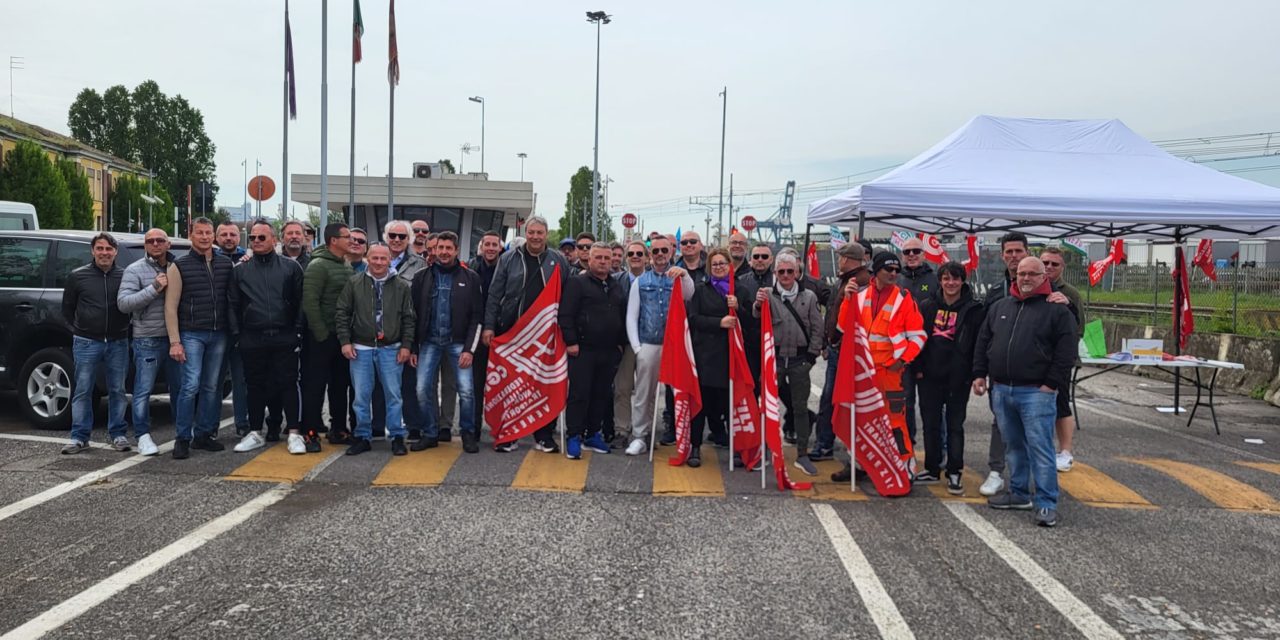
[248,234,270,242]
[751,253,770,259]
[1017,271,1044,278]
[387,233,408,240]
[627,251,646,257]
[350,237,367,245]
[775,268,796,275]
[710,262,730,269]
[680,239,699,246]
[413,228,429,234]
[144,238,167,245]
[902,248,923,255]
[651,247,670,254]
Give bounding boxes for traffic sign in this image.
[248,176,276,201]
[621,212,637,228]
[740,215,757,232]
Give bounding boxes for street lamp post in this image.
[517,152,527,181]
[718,87,726,244]
[586,10,611,237]
[469,96,485,174]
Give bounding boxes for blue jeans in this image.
[175,330,228,441]
[350,346,406,440]
[219,345,250,430]
[70,336,129,443]
[991,384,1059,510]
[416,342,476,440]
[814,345,840,451]
[131,336,180,437]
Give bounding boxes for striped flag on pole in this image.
[387,0,399,85]
[353,0,364,63]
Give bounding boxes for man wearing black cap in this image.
[560,237,581,275]
[814,242,872,466]
[861,252,926,466]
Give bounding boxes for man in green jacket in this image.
[336,243,416,456]
[301,223,354,453]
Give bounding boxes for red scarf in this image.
[1009,278,1052,301]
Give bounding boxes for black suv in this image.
[0,230,191,430]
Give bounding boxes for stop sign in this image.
[621,212,637,229]
[740,215,757,232]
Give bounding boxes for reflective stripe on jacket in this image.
[856,283,925,368]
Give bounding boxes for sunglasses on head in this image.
[902,248,923,255]
[249,234,270,242]
[387,233,408,240]
[627,250,646,257]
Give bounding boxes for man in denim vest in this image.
[623,235,693,456]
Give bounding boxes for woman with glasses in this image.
[685,248,739,467]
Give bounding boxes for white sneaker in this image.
[137,434,159,456]
[287,433,307,455]
[979,471,1005,496]
[1056,451,1074,472]
[625,439,646,456]
[234,431,266,453]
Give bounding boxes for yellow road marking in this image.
[511,448,591,493]
[652,446,724,497]
[372,441,464,487]
[1236,461,1280,477]
[923,468,987,504]
[1057,462,1157,510]
[789,450,868,502]
[1123,457,1280,513]
[226,442,332,483]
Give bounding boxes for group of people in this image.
[61,215,1079,527]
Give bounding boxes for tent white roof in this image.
[807,115,1280,239]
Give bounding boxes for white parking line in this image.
[943,503,1124,640]
[811,503,916,639]
[0,418,234,525]
[1,451,342,640]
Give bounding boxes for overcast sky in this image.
[7,1,1280,236]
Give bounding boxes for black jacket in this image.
[229,252,306,347]
[559,271,628,350]
[687,281,731,389]
[898,263,939,306]
[824,269,861,347]
[412,262,484,353]
[735,269,774,361]
[62,262,130,341]
[973,285,1078,391]
[911,284,986,388]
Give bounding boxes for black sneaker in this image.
[327,430,355,446]
[494,441,518,453]
[371,427,386,439]
[1035,508,1059,528]
[946,473,964,496]
[305,435,323,453]
[391,437,407,456]
[988,494,1034,511]
[914,471,941,484]
[461,431,479,454]
[345,439,372,455]
[192,435,225,452]
[265,428,281,443]
[172,439,191,459]
[534,439,560,454]
[808,447,834,462]
[659,431,676,446]
[408,429,422,442]
[410,437,438,452]
[687,449,702,468]
[437,429,453,443]
[783,430,797,445]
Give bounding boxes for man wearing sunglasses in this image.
[380,220,429,442]
[410,220,430,257]
[728,232,752,278]
[383,220,426,281]
[559,238,580,274]
[228,220,306,453]
[861,252,926,466]
[897,237,940,449]
[117,228,179,456]
[736,243,775,384]
[348,228,369,273]
[817,242,872,469]
[675,231,707,286]
[610,241,650,448]
[1040,246,1083,473]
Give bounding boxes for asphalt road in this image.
[0,368,1278,639]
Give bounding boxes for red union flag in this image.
[727,276,763,470]
[1089,238,1126,287]
[1192,238,1217,282]
[659,278,701,467]
[1173,247,1194,350]
[485,265,568,444]
[759,297,811,490]
[962,234,979,274]
[831,295,911,497]
[919,233,949,265]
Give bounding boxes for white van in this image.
[0,201,39,230]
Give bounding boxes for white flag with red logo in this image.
[659,278,702,466]
[831,296,911,497]
[919,233,949,265]
[759,297,811,490]
[485,265,568,444]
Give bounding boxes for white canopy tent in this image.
[807,115,1280,240]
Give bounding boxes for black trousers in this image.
[240,341,301,432]
[302,335,350,434]
[566,346,621,439]
[918,378,968,475]
[691,385,729,448]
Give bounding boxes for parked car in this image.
[0,229,191,430]
[0,201,39,231]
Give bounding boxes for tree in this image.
[108,173,175,233]
[554,166,615,245]
[66,80,218,220]
[56,159,95,230]
[0,141,71,229]
[438,159,456,174]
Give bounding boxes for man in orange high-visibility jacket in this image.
[856,252,925,462]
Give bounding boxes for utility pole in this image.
[8,56,23,117]
[587,11,612,239]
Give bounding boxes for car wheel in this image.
[19,347,74,431]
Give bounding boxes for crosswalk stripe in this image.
[511,449,591,493]
[812,504,916,639]
[652,446,725,496]
[1058,462,1157,510]
[372,441,463,487]
[225,442,335,483]
[1122,458,1280,513]
[923,468,986,504]
[1235,461,1280,477]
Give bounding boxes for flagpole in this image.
[728,378,734,472]
[319,0,330,232]
[387,0,396,226]
[850,394,858,494]
[282,0,290,220]
[348,1,357,225]
[648,384,661,463]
